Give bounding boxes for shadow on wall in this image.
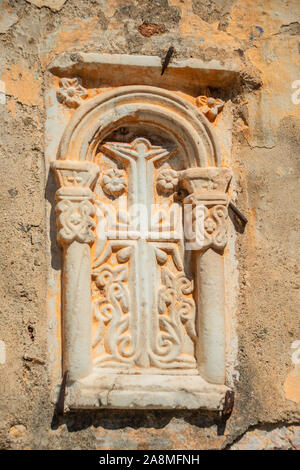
[228,206,247,234]
[45,170,62,271]
[51,408,228,436]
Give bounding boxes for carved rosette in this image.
[196,96,224,122]
[101,168,127,197]
[179,167,232,252]
[57,77,88,109]
[156,168,179,194]
[51,160,100,245]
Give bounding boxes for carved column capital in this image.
[179,167,232,252]
[51,160,100,246]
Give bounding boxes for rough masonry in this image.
[0,0,299,450]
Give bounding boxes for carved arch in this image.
[51,84,232,409]
[57,85,221,168]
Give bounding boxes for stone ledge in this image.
[48,53,240,95]
[65,372,229,410]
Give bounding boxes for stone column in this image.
[51,160,99,381]
[179,167,232,385]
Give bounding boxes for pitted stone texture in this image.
[9,425,27,440]
[230,426,300,450]
[0,2,18,34]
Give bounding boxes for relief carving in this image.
[50,84,233,409]
[154,266,197,369]
[101,168,127,197]
[91,137,196,370]
[92,257,135,367]
[55,198,95,245]
[51,160,99,245]
[57,77,88,109]
[180,167,232,251]
[156,169,179,194]
[196,96,224,122]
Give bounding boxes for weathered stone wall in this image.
[0,0,299,450]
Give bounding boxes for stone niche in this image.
[46,53,238,411]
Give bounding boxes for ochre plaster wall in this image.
[0,0,299,449]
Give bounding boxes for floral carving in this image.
[196,96,224,122]
[157,169,179,194]
[57,77,88,108]
[92,251,136,366]
[101,168,127,197]
[150,267,197,368]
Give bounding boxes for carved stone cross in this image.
[49,83,233,410]
[92,138,196,370]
